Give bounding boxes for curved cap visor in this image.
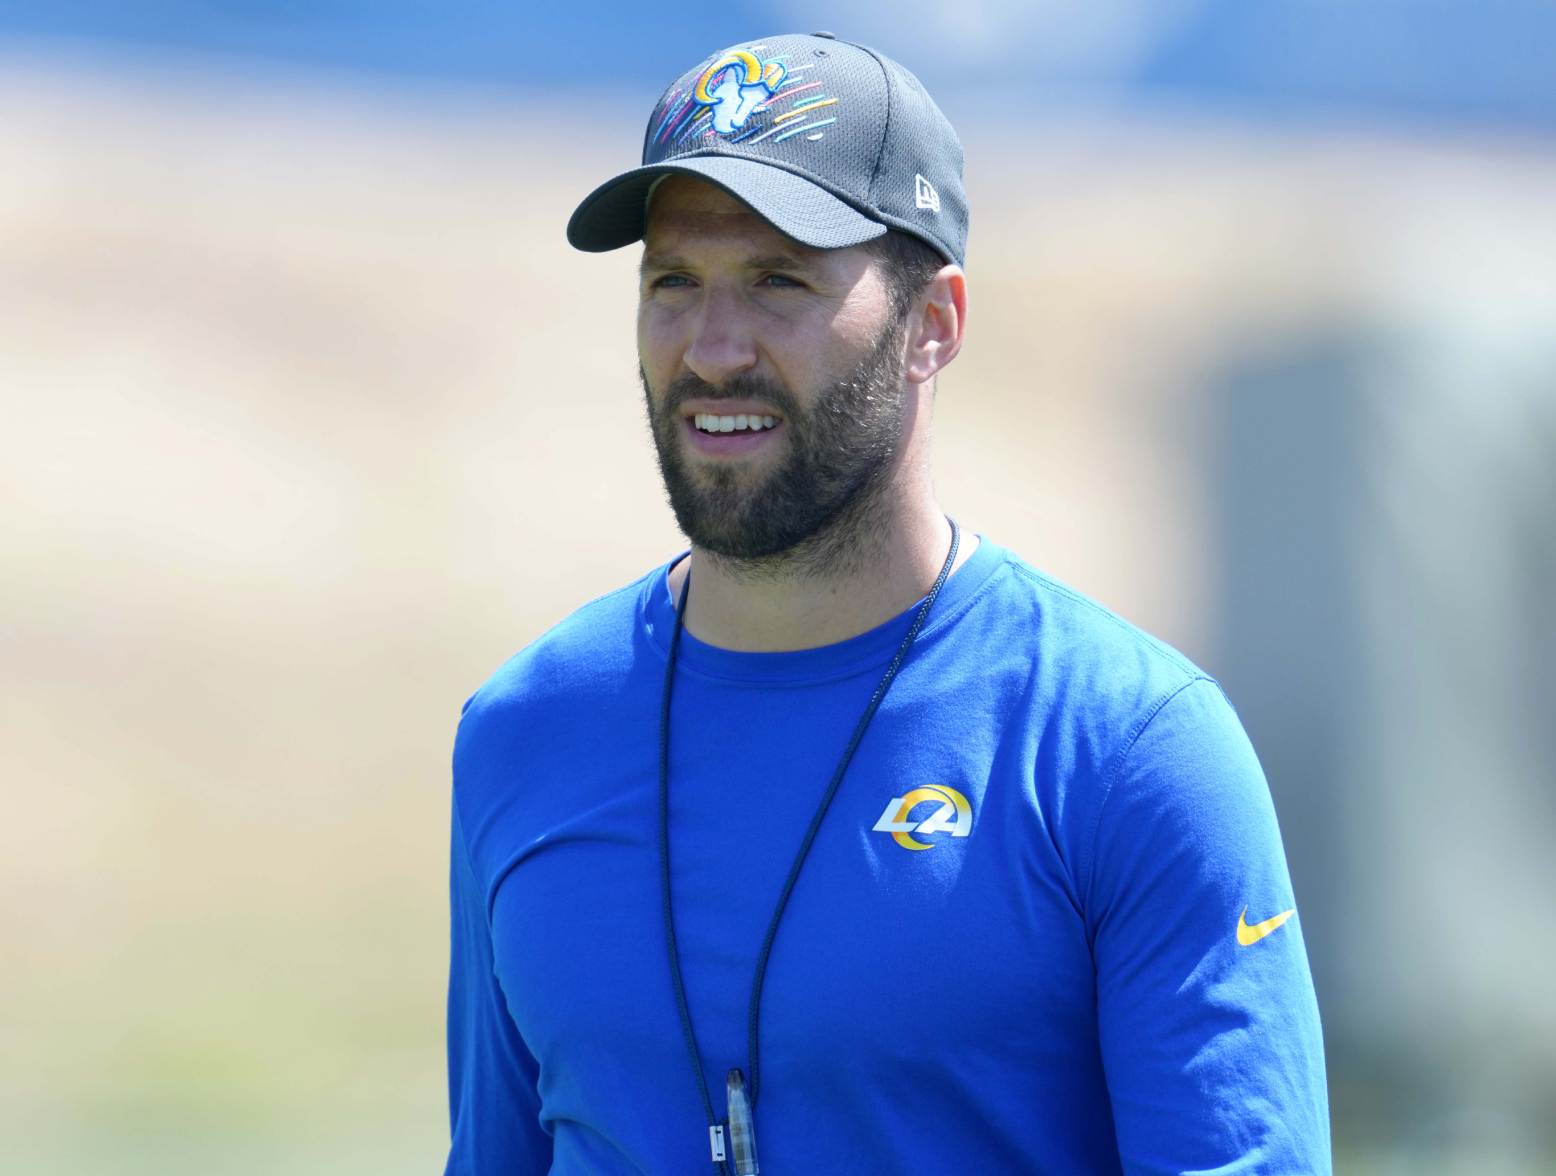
[567,155,887,254]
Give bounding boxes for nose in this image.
[682,285,758,387]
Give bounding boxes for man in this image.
[445,32,1329,1175]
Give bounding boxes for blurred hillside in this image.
[2,31,1554,1176]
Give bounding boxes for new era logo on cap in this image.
[914,174,940,213]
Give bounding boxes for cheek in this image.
[830,290,896,351]
[637,303,687,371]
[636,316,671,388]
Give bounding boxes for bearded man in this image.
[444,32,1330,1176]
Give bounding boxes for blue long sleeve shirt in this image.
[445,536,1330,1174]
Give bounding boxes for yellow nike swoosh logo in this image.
[1236,905,1296,946]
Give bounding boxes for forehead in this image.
[643,175,822,257]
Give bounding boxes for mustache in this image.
[660,371,803,420]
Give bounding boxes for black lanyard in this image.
[657,519,962,1173]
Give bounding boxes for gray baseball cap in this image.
[566,32,968,267]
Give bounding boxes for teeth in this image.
[692,413,782,434]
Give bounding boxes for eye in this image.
[648,273,694,290]
[759,272,805,289]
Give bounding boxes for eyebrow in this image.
[639,251,818,278]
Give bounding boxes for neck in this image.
[667,488,978,653]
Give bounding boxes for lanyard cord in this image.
[658,557,720,1145]
[658,519,962,1167]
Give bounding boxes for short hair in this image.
[863,229,948,320]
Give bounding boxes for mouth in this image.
[681,408,785,457]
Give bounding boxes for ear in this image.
[903,265,968,387]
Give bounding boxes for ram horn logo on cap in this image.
[693,50,788,134]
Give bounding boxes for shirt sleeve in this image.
[1083,677,1331,1175]
[445,793,553,1175]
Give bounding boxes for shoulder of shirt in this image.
[990,546,1208,680]
[457,565,659,723]
[979,545,1226,743]
[982,547,1251,868]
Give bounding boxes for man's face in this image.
[637,176,908,563]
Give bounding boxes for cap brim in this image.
[566,155,887,254]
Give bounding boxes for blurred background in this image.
[3,3,1553,1173]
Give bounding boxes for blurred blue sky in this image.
[2,0,1553,131]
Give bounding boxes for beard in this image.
[640,317,909,578]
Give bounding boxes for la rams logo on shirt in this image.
[872,785,973,851]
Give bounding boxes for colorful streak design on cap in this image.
[652,44,842,149]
